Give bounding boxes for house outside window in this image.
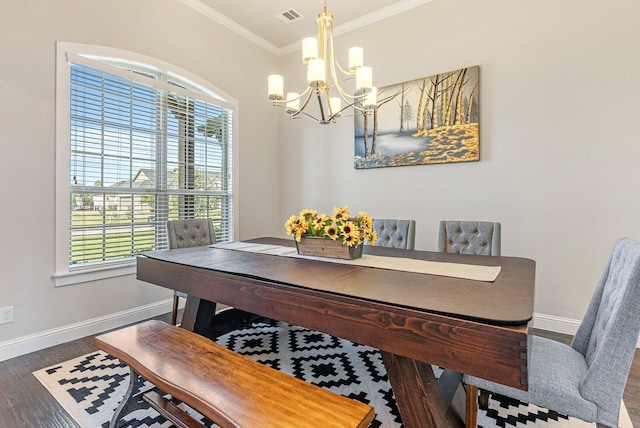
[54,43,237,286]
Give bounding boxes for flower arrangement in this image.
[285,206,377,248]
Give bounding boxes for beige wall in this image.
[0,0,281,351]
[1,0,639,357]
[277,0,640,328]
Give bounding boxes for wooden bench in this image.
[93,320,374,428]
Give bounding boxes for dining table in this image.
[136,237,536,428]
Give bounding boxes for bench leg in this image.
[109,367,149,428]
[465,384,478,428]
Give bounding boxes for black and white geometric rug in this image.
[33,321,632,428]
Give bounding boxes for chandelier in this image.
[267,1,377,124]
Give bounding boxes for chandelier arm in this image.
[291,90,319,119]
[350,104,370,113]
[334,60,351,76]
[326,25,357,104]
[292,109,321,122]
[328,60,351,102]
[334,98,372,116]
[271,89,323,122]
[328,24,352,77]
[316,90,327,123]
[271,100,321,122]
[298,89,314,112]
[327,58,359,106]
[271,86,312,106]
[328,51,360,102]
[332,80,358,101]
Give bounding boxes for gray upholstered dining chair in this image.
[372,218,416,250]
[438,220,501,256]
[438,220,501,408]
[166,218,217,325]
[464,237,640,428]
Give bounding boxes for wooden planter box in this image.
[295,236,363,260]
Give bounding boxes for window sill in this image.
[52,261,137,287]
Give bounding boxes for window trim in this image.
[54,42,238,286]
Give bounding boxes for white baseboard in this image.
[533,312,640,348]
[532,312,581,336]
[0,299,173,363]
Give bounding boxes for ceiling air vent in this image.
[276,8,303,24]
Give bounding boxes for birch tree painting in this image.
[354,66,479,169]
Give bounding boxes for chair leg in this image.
[465,384,478,428]
[170,293,180,326]
[479,389,490,410]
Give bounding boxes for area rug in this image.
[33,321,632,428]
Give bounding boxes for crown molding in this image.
[179,0,433,57]
[177,0,281,55]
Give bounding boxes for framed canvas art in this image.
[354,65,479,169]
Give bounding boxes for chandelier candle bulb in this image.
[348,47,363,72]
[364,88,377,107]
[329,97,341,115]
[307,58,326,87]
[356,66,373,91]
[302,38,318,63]
[268,75,284,100]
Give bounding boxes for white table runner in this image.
[211,242,501,282]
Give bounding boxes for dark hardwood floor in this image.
[0,313,174,428]
[0,317,638,427]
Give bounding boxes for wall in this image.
[0,0,281,358]
[2,0,638,360]
[277,0,640,330]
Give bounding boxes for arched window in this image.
[54,43,236,286]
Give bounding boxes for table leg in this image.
[180,296,216,335]
[381,351,463,428]
[181,296,266,339]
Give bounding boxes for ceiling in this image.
[180,0,433,54]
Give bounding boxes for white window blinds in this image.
[68,59,233,268]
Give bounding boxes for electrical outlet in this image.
[0,306,13,324]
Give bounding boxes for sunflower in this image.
[340,221,359,237]
[299,209,317,220]
[341,221,361,246]
[284,215,309,241]
[331,206,350,223]
[367,230,378,246]
[343,233,358,246]
[324,224,340,240]
[359,211,373,230]
[311,214,329,233]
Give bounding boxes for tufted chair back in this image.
[569,237,640,425]
[166,218,217,325]
[167,218,217,249]
[438,221,501,256]
[372,219,416,250]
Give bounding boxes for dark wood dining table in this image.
[137,237,535,428]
